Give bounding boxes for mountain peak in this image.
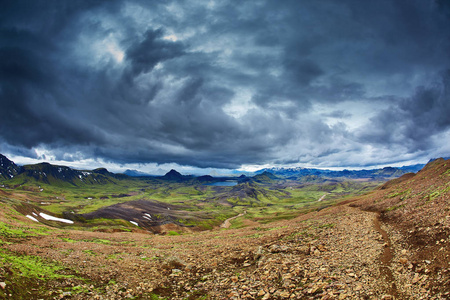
[163,169,184,181]
[93,168,110,175]
[0,154,21,179]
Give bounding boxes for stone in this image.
[298,246,310,255]
[0,282,5,290]
[255,246,264,260]
[279,291,290,298]
[262,293,271,300]
[399,257,408,265]
[270,245,282,253]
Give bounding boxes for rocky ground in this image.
[1,202,439,300]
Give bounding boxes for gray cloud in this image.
[124,28,185,80]
[1,0,450,170]
[357,70,450,152]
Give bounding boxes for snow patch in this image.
[26,215,39,222]
[39,212,74,224]
[129,221,138,226]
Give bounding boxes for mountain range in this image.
[0,153,436,186]
[256,164,425,180]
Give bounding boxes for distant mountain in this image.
[123,169,154,177]
[162,169,186,181]
[0,154,21,180]
[195,175,215,183]
[398,164,426,173]
[251,171,279,183]
[257,163,426,180]
[0,154,125,186]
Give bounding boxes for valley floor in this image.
[2,199,447,299]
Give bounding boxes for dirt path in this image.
[372,212,400,298]
[220,210,247,228]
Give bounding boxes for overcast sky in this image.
[1,0,450,174]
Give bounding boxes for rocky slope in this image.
[0,154,21,180]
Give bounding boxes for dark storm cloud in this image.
[124,28,185,79]
[1,0,450,169]
[358,70,450,151]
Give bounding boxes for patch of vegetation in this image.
[386,204,406,211]
[430,190,440,198]
[149,294,169,300]
[318,223,335,229]
[242,233,265,239]
[167,231,181,236]
[0,221,50,240]
[0,249,75,280]
[387,189,410,199]
[82,249,96,256]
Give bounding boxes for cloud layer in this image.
[1,0,450,171]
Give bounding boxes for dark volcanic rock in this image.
[0,154,21,180]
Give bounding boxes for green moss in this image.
[0,222,51,239]
[149,294,169,300]
[318,223,335,229]
[386,204,405,211]
[0,249,75,280]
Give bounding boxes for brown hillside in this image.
[358,158,450,228]
[354,158,450,298]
